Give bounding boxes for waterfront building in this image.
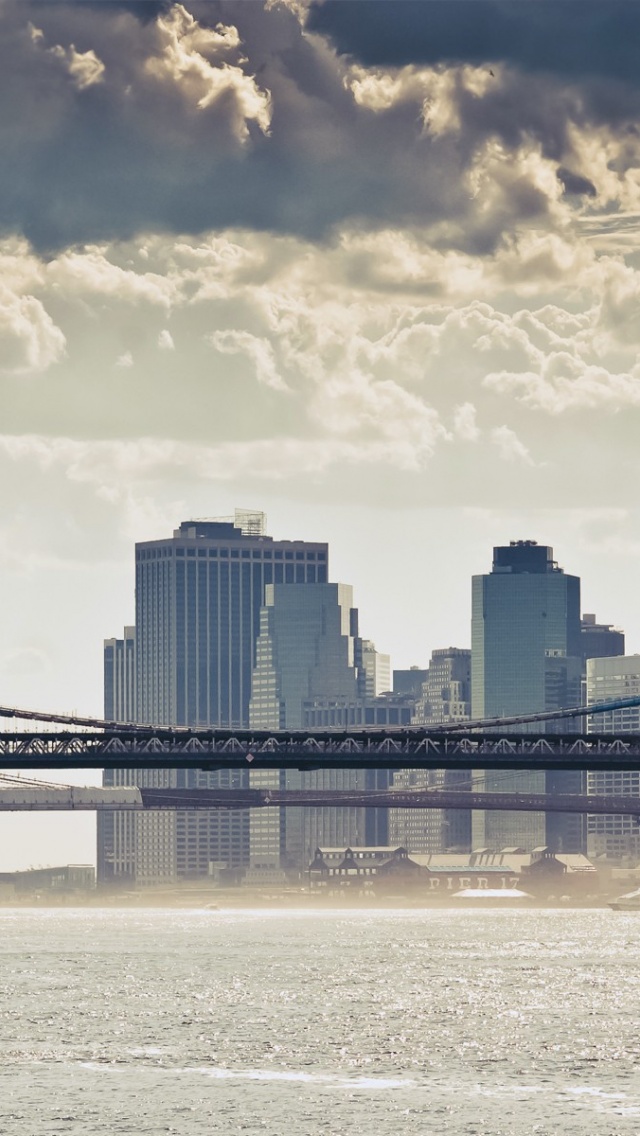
[471,541,583,852]
[307,846,596,898]
[248,582,366,870]
[389,648,471,855]
[586,655,640,860]
[99,511,329,885]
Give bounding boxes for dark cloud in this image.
[0,0,633,253]
[557,168,597,197]
[42,0,172,19]
[0,1,475,250]
[307,1,640,84]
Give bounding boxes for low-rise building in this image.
[307,845,598,898]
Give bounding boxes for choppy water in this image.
[1,907,640,1134]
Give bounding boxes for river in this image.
[1,907,639,1134]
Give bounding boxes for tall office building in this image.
[389,648,471,854]
[586,656,640,860]
[303,692,416,850]
[99,627,138,883]
[581,614,625,667]
[471,541,583,851]
[99,511,329,885]
[249,582,365,869]
[393,667,428,697]
[361,641,391,698]
[104,627,136,723]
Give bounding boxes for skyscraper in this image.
[581,614,625,667]
[361,641,391,698]
[136,514,327,728]
[586,655,640,860]
[389,648,471,854]
[99,511,329,885]
[471,541,583,851]
[99,627,137,883]
[249,581,366,869]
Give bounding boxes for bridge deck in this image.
[3,728,640,770]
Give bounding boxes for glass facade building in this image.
[249,582,369,870]
[99,513,329,885]
[471,541,583,851]
[390,648,471,854]
[99,627,138,883]
[581,614,625,668]
[586,655,640,860]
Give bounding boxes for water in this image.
[1,907,640,1134]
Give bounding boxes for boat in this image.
[609,887,640,911]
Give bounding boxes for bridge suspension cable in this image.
[1,694,640,734]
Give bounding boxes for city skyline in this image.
[0,515,634,873]
[2,0,640,871]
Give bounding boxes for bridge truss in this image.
[2,727,640,772]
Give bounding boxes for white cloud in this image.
[146,4,271,139]
[115,351,133,369]
[484,360,640,414]
[209,329,288,391]
[0,289,65,375]
[48,248,175,308]
[158,329,175,351]
[0,431,449,487]
[50,43,105,90]
[491,425,535,466]
[453,402,480,442]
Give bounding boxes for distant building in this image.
[586,655,640,860]
[307,846,597,898]
[389,648,471,854]
[248,582,366,870]
[99,511,329,886]
[393,667,428,697]
[302,692,415,729]
[471,541,583,852]
[98,627,137,884]
[361,641,391,698]
[0,865,96,894]
[104,626,136,723]
[303,692,417,849]
[581,614,625,667]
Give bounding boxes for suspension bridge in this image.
[0,774,639,819]
[0,696,639,815]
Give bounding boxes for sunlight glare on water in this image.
[1,907,640,1135]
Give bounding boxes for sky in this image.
[3,0,640,869]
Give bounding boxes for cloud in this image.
[115,351,133,368]
[209,328,287,391]
[484,363,640,415]
[0,290,65,375]
[491,425,535,466]
[47,247,176,308]
[453,402,480,442]
[49,42,106,90]
[145,5,271,137]
[157,328,175,350]
[307,1,640,84]
[1,1,636,253]
[0,431,448,488]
